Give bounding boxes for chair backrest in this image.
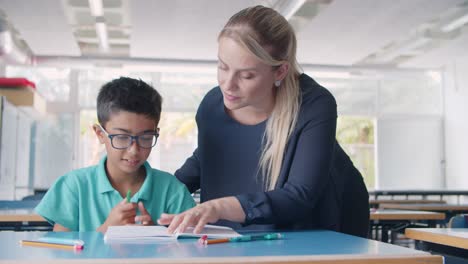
[21,193,45,201]
[448,214,468,228]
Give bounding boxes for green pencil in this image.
[126,189,131,203]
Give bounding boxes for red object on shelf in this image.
[0,77,36,89]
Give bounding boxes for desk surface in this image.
[380,203,468,211]
[370,190,468,196]
[0,209,45,222]
[0,230,442,264]
[369,199,446,205]
[370,210,446,221]
[405,228,468,250]
[0,200,45,222]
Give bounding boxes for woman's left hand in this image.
[157,197,245,234]
[158,200,220,234]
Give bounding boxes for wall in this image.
[376,116,444,189]
[33,114,74,189]
[0,63,5,76]
[372,70,444,190]
[444,55,468,190]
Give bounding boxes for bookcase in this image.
[0,78,43,200]
[0,96,36,199]
[0,97,18,199]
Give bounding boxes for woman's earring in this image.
[275,80,281,87]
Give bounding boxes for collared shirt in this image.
[35,156,195,231]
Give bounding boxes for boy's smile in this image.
[123,159,141,168]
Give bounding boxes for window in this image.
[336,116,375,189]
[4,65,442,192]
[78,71,216,174]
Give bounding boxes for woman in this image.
[158,5,369,237]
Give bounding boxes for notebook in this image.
[104,224,241,243]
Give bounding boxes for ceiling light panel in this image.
[0,0,81,56]
[296,0,465,65]
[89,0,104,16]
[130,0,262,59]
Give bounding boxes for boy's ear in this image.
[93,124,106,144]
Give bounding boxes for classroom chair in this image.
[21,193,45,201]
[447,214,468,228]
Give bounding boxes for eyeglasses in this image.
[96,124,159,149]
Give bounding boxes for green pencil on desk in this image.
[201,233,282,245]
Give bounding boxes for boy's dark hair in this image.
[97,77,162,126]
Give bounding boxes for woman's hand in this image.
[158,201,220,234]
[157,196,245,234]
[97,199,137,233]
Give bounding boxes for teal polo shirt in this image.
[35,156,196,231]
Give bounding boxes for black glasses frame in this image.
[96,123,159,149]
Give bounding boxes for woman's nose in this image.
[223,74,237,91]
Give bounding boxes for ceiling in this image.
[0,0,468,69]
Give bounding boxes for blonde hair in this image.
[219,5,301,190]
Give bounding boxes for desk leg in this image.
[389,222,410,244]
[369,221,381,241]
[427,220,436,228]
[381,224,389,243]
[0,222,52,232]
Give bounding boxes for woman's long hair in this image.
[219,5,301,190]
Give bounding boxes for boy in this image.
[35,77,196,232]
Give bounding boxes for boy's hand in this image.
[97,199,137,233]
[135,201,154,225]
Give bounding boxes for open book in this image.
[104,224,241,243]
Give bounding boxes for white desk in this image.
[0,230,442,264]
[405,228,468,264]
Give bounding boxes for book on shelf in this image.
[104,224,241,243]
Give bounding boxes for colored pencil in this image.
[204,238,230,245]
[20,240,84,250]
[126,189,131,203]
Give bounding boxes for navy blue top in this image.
[175,74,369,236]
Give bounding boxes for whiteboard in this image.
[376,116,444,189]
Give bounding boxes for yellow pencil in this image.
[20,240,84,250]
